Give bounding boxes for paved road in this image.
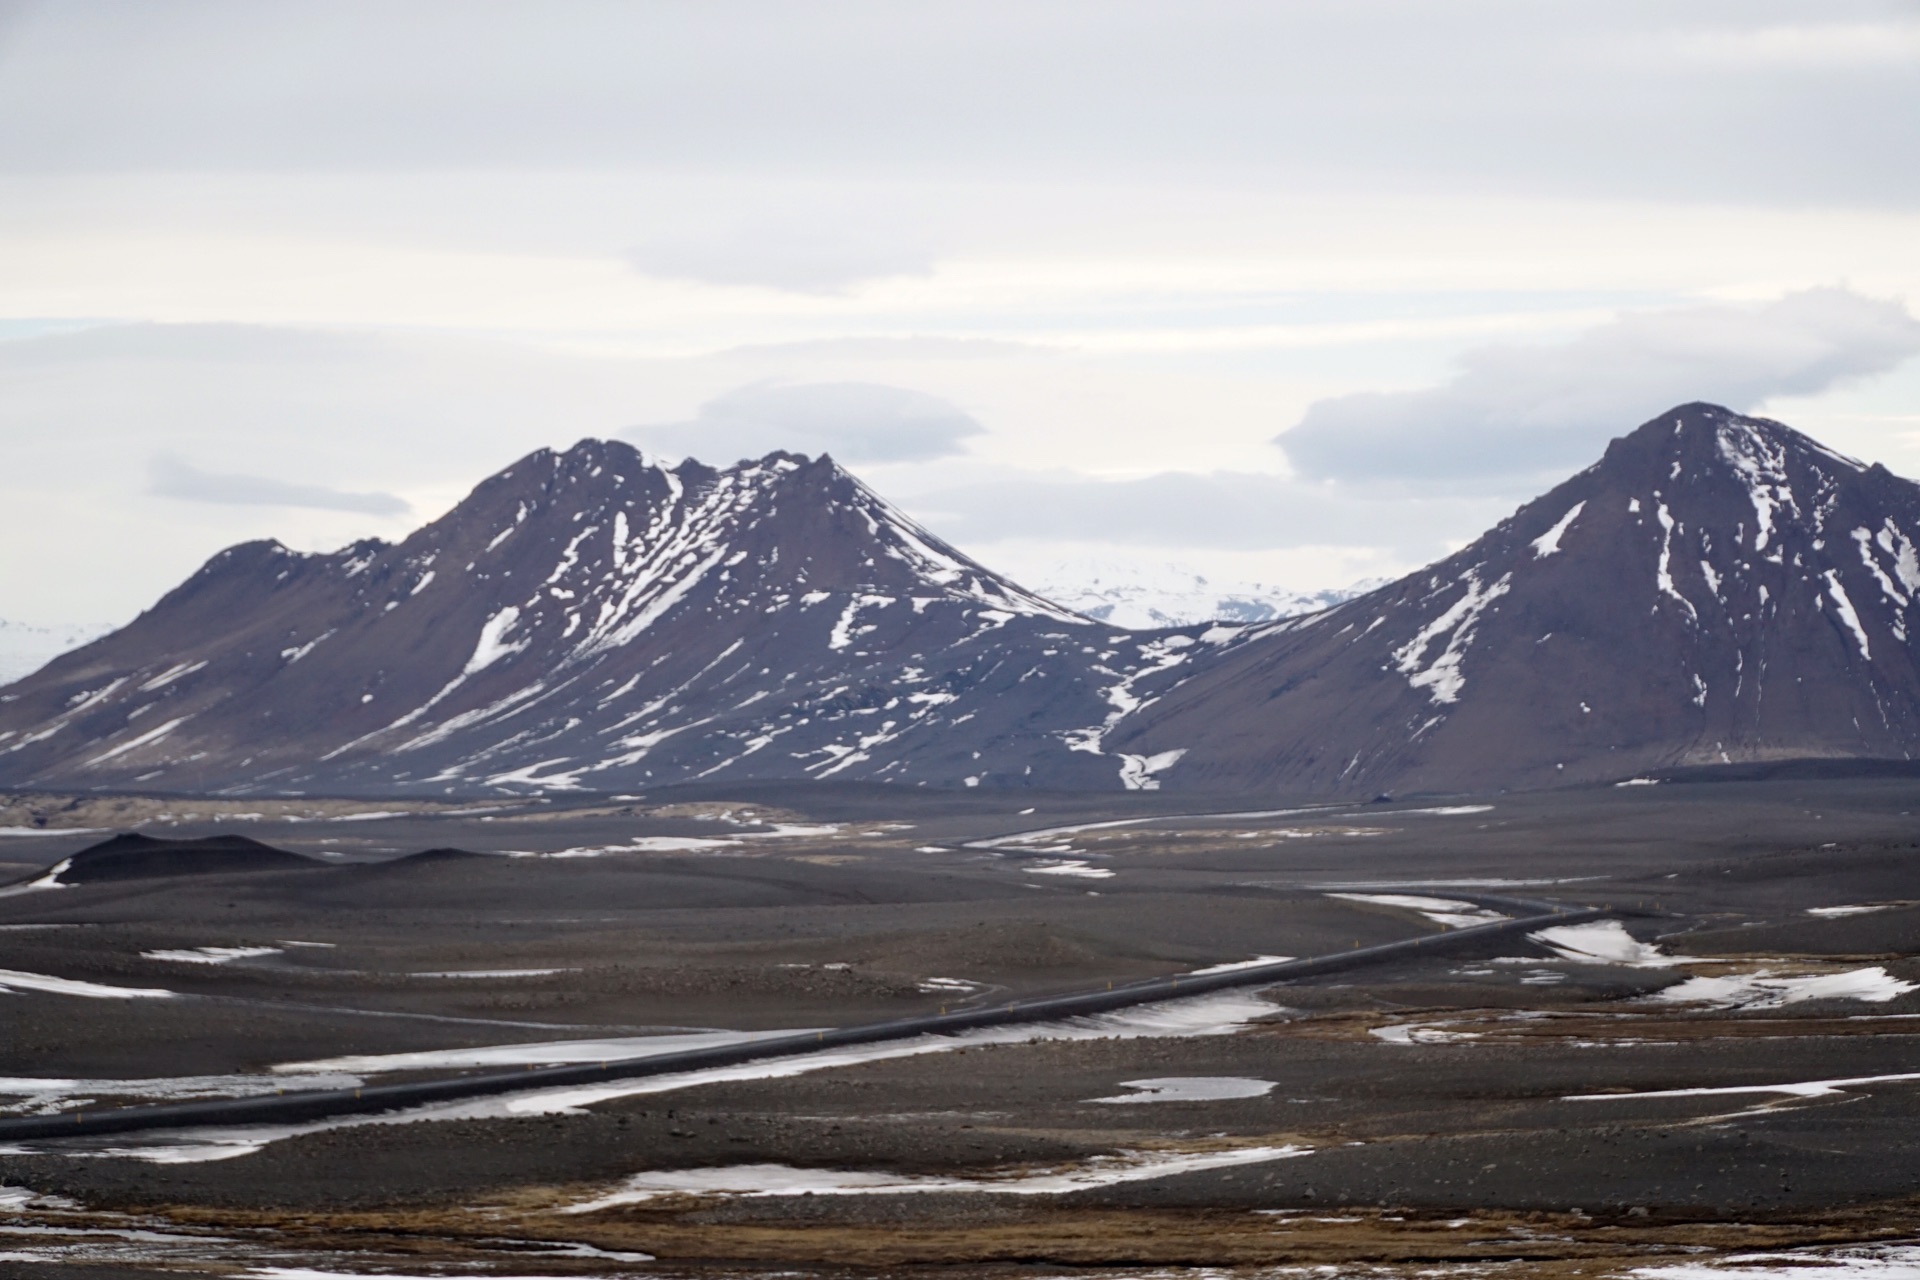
[0,901,1615,1142]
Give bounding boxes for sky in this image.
[3,1,1920,625]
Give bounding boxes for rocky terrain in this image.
[0,444,1205,796]
[1,774,1918,1276]
[8,404,1920,803]
[1119,403,1920,794]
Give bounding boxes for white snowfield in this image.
[1527,920,1917,1010]
[1328,892,1507,930]
[1029,557,1371,629]
[0,968,174,999]
[563,1143,1311,1211]
[0,857,73,899]
[0,1071,361,1116]
[1651,967,1915,1010]
[1186,954,1295,975]
[141,946,282,965]
[1569,1070,1920,1105]
[1529,920,1675,968]
[1089,1076,1276,1104]
[1024,858,1114,879]
[1635,1243,1920,1280]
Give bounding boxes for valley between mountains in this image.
[5,402,1920,799]
[6,404,1920,1279]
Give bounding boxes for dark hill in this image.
[0,443,1200,795]
[1111,403,1920,794]
[51,832,319,884]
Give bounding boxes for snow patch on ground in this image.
[1328,893,1507,930]
[563,1143,1311,1210]
[0,1071,361,1117]
[409,968,574,979]
[1089,1076,1276,1104]
[1529,920,1676,968]
[1186,955,1294,976]
[1636,1242,1920,1280]
[1117,747,1186,790]
[141,946,282,965]
[0,969,174,999]
[1024,859,1115,879]
[1371,1023,1482,1045]
[275,1028,813,1076]
[1652,966,1915,1010]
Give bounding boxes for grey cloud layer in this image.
[0,2,1915,208]
[627,382,984,466]
[149,455,410,516]
[1279,289,1920,483]
[627,217,934,294]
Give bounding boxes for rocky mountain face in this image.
[8,404,1920,800]
[1109,403,1920,794]
[0,442,1211,795]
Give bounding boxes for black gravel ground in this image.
[0,772,1917,1276]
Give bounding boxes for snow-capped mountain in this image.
[0,620,113,686]
[1110,404,1920,795]
[10,404,1920,799]
[1029,559,1372,628]
[0,443,1210,794]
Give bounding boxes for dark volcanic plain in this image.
[2,771,1919,1278]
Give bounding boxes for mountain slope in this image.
[1109,403,1920,795]
[0,442,1209,795]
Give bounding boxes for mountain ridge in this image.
[0,441,1211,795]
[1109,403,1920,794]
[7,403,1920,798]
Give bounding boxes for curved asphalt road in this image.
[0,901,1616,1142]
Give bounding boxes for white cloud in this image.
[1278,289,1920,483]
[149,454,410,516]
[627,216,934,295]
[627,381,985,465]
[1,3,1916,209]
[1668,21,1920,70]
[904,466,1508,560]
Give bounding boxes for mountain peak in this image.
[12,404,1920,800]
[1112,403,1920,794]
[0,433,1132,795]
[1598,402,1866,486]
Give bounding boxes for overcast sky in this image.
[3,0,1920,624]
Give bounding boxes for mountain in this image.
[1029,558,1373,628]
[0,619,113,686]
[1108,403,1920,795]
[0,443,1211,795]
[9,404,1920,800]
